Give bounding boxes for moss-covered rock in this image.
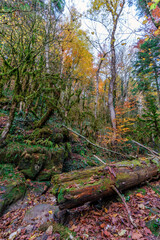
[19,153,46,179]
[0,136,71,181]
[28,126,69,144]
[52,127,69,143]
[0,164,26,216]
[36,143,69,181]
[29,127,53,141]
[0,143,47,179]
[36,169,53,181]
[0,142,25,165]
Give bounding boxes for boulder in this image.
[0,164,26,216]
[23,204,59,225]
[0,141,71,180]
[19,152,46,179]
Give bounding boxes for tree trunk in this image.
[34,107,53,128]
[153,64,160,107]
[0,100,17,142]
[95,52,107,118]
[52,158,160,210]
[0,76,3,98]
[108,24,117,144]
[107,0,125,144]
[45,0,51,74]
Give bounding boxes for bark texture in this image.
[35,107,53,128]
[52,158,160,210]
[0,101,17,143]
[108,0,125,144]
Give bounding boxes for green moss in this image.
[116,172,130,181]
[116,172,131,188]
[0,164,26,216]
[51,222,76,239]
[57,188,66,203]
[29,127,53,140]
[21,168,35,179]
[0,164,25,182]
[52,184,59,195]
[146,219,160,237]
[100,178,113,191]
[0,142,25,164]
[0,141,68,180]
[116,160,142,168]
[54,133,64,143]
[140,158,150,165]
[0,184,26,216]
[137,188,146,195]
[5,183,26,202]
[65,142,72,153]
[151,158,160,169]
[36,169,52,181]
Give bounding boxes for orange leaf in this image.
[104,230,110,237]
[104,208,108,213]
[100,223,106,228]
[136,193,144,198]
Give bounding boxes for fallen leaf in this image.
[104,208,108,213]
[100,223,105,228]
[118,229,127,236]
[103,230,110,237]
[70,225,77,231]
[138,204,145,209]
[132,231,143,240]
[136,193,144,198]
[144,227,152,235]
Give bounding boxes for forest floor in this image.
[0,178,160,240]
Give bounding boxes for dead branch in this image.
[111,185,137,228]
[131,140,159,157]
[93,155,106,165]
[62,125,135,159]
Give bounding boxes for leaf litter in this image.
[0,179,160,239]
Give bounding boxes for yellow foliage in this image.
[98,100,136,145]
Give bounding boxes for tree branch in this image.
[131,140,159,157]
[111,185,137,228]
[62,125,135,159]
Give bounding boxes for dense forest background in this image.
[0,0,159,152]
[0,0,160,239]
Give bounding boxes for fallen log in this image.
[52,157,160,210]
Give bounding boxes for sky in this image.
[63,0,145,61]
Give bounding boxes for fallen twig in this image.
[111,185,137,228]
[62,125,135,159]
[93,155,106,165]
[131,140,159,157]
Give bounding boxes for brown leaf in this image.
[100,223,105,228]
[132,231,143,239]
[103,230,110,237]
[144,227,152,235]
[70,224,77,231]
[112,216,118,224]
[93,211,101,216]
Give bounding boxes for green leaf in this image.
[150,3,157,10]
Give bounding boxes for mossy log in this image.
[52,158,160,210]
